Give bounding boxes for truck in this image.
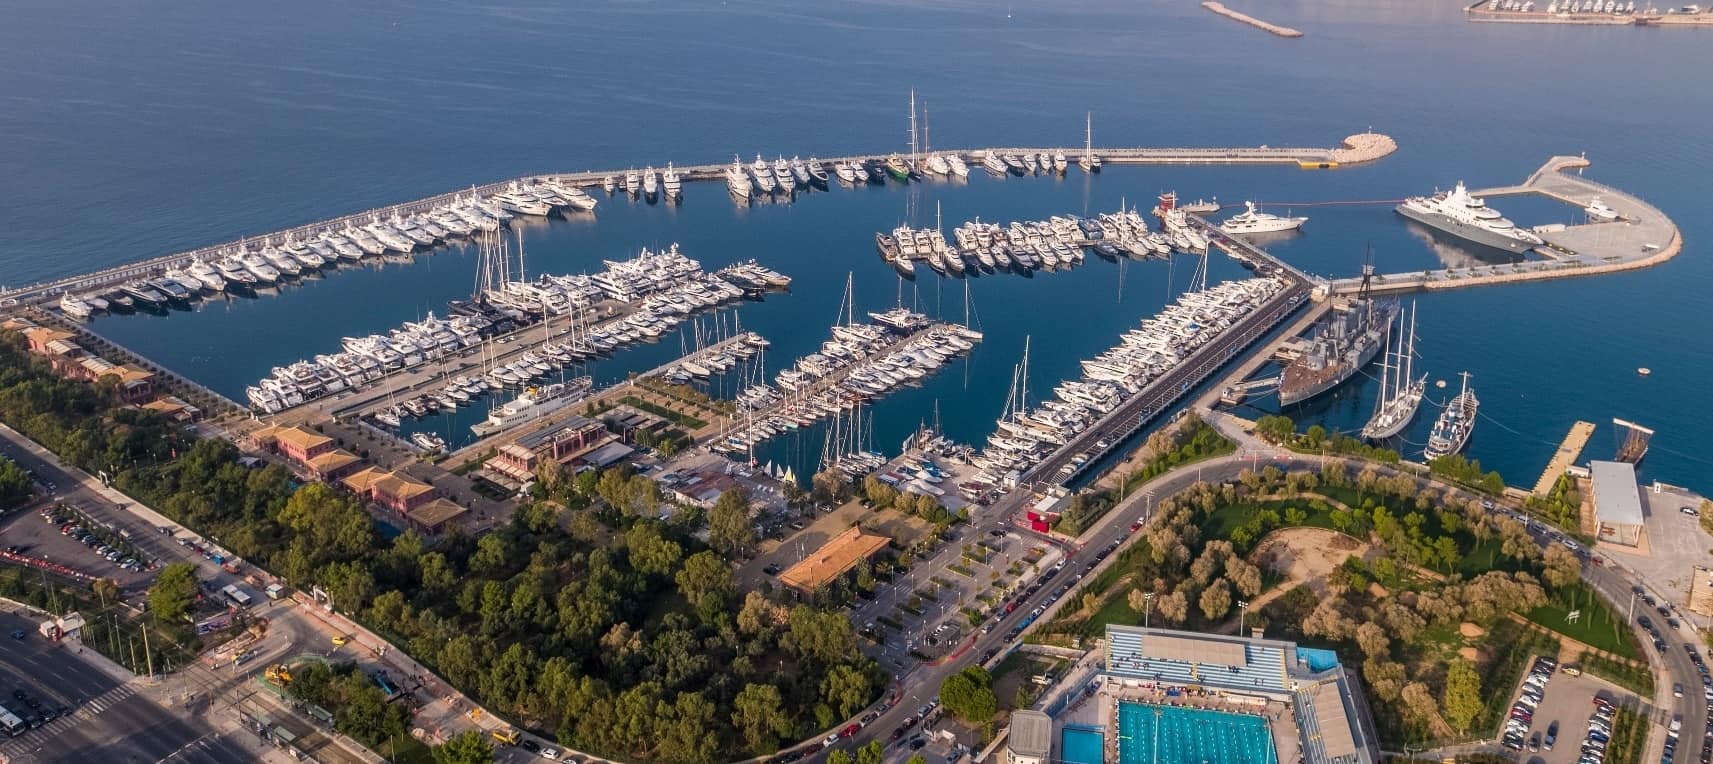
[264,583,286,601]
[490,728,520,746]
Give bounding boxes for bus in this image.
[221,584,253,608]
[0,705,26,737]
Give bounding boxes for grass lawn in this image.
[1525,582,1636,659]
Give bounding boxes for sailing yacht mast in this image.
[908,89,919,169]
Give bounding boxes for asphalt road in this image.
[0,612,252,764]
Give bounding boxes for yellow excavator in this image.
[264,664,293,686]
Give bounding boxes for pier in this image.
[1202,1,1305,37]
[708,321,973,451]
[0,134,1395,310]
[1324,155,1681,297]
[1535,420,1596,495]
[1466,0,1713,26]
[1028,281,1310,486]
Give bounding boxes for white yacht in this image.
[642,167,660,198]
[751,155,776,193]
[773,156,795,192]
[946,153,969,178]
[624,169,641,195]
[215,255,259,287]
[237,252,281,284]
[1395,182,1543,253]
[59,293,94,318]
[662,164,682,198]
[834,160,860,185]
[1584,196,1619,221]
[1219,201,1308,235]
[925,153,950,176]
[726,157,753,198]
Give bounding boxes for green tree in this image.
[675,550,735,624]
[147,563,199,623]
[857,741,884,764]
[820,663,871,719]
[907,757,928,764]
[1198,579,1232,622]
[433,730,494,764]
[0,459,33,509]
[939,666,998,726]
[732,683,792,753]
[1442,659,1483,734]
[709,488,757,559]
[828,750,853,764]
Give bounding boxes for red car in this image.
[841,724,860,738]
[1128,521,1143,533]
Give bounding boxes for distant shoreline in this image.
[1201,2,1305,37]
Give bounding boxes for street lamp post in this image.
[1143,592,1154,629]
[1238,600,1249,635]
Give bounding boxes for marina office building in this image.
[1591,460,1646,548]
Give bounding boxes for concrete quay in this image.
[1326,155,1681,297]
[1534,420,1595,496]
[1201,1,1305,37]
[0,134,1396,310]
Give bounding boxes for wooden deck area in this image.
[1535,420,1596,495]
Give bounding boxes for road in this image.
[817,451,1297,760]
[0,613,253,763]
[817,443,1698,764]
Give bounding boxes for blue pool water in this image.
[1061,725,1105,764]
[1118,703,1276,764]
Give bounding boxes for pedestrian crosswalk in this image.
[0,685,136,753]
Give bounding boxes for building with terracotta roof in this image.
[407,498,469,535]
[252,425,336,464]
[140,395,202,423]
[483,416,612,482]
[776,526,891,594]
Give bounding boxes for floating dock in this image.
[1534,420,1595,495]
[1202,1,1305,37]
[1326,155,1680,297]
[0,134,1396,311]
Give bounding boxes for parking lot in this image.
[0,504,155,588]
[1502,655,1640,764]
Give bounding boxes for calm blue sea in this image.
[2,0,1708,487]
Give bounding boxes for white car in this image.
[540,748,560,760]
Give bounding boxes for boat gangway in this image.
[0,133,1393,310]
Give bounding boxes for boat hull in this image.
[1395,205,1539,254]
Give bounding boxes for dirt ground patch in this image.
[1248,527,1372,601]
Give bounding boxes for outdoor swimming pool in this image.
[1061,725,1105,764]
[1117,703,1277,764]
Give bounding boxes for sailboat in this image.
[1360,301,1427,440]
[1079,112,1101,173]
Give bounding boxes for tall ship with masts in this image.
[1277,258,1398,406]
[1360,302,1427,440]
[1423,371,1478,460]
